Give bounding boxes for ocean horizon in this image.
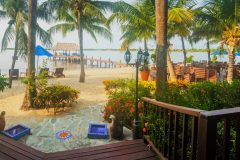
[0,50,239,75]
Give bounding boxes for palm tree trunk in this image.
[206,38,211,65]
[78,12,85,83]
[144,38,148,51]
[227,46,235,83]
[167,49,176,82]
[21,0,37,110]
[9,27,19,88]
[181,36,187,66]
[155,0,168,100]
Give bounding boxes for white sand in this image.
[0,67,135,118]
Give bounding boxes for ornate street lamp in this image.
[124,48,132,64]
[133,48,143,139]
[143,50,150,64]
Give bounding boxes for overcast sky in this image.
[0,0,206,50]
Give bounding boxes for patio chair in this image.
[9,69,19,79]
[208,69,218,82]
[174,65,184,80]
[51,68,65,78]
[194,67,207,82]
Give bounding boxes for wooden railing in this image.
[142,97,240,160]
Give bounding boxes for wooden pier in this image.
[53,55,127,68]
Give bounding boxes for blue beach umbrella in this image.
[235,52,240,56]
[35,45,53,57]
[35,45,53,71]
[212,50,228,55]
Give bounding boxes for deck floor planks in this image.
[0,138,43,160]
[102,151,157,160]
[46,141,145,160]
[0,137,157,160]
[0,152,15,160]
[69,145,151,160]
[46,139,143,158]
[0,135,45,159]
[0,143,32,160]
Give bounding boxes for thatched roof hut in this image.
[52,43,79,51]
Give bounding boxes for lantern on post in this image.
[124,48,132,64]
[143,50,150,64]
[133,48,144,140]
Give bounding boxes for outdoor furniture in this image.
[194,67,207,82]
[9,69,19,79]
[174,65,184,80]
[51,68,65,78]
[208,69,218,82]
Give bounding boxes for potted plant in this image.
[140,61,150,81]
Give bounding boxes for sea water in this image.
[0,50,239,75]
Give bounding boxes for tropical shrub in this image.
[162,81,240,111]
[103,79,155,128]
[0,75,8,92]
[35,85,79,114]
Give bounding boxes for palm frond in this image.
[48,23,76,37]
[36,24,52,47]
[168,7,193,24]
[1,21,15,51]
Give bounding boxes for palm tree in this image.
[223,26,240,83]
[0,0,28,88]
[46,0,112,83]
[204,0,240,82]
[168,0,194,66]
[155,0,168,99]
[0,0,52,88]
[190,5,222,65]
[21,0,38,110]
[108,0,155,50]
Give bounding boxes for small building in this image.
[52,43,80,56]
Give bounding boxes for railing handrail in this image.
[200,107,240,119]
[142,97,203,117]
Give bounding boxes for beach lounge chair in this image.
[9,69,19,79]
[51,68,65,78]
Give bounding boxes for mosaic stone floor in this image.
[5,105,132,153]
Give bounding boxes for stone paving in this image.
[5,105,132,153]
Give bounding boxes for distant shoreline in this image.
[5,48,212,53]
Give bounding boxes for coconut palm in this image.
[108,0,155,50]
[0,0,52,88]
[223,26,240,83]
[155,0,168,99]
[190,4,223,65]
[21,0,38,110]
[46,0,112,83]
[20,0,53,110]
[168,0,194,66]
[204,0,240,82]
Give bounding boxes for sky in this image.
[0,0,206,50]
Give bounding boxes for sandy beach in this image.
[0,66,136,152]
[0,66,135,118]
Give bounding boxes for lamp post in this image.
[133,49,143,139]
[143,50,150,64]
[124,48,131,65]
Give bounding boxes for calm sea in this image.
[0,50,239,75]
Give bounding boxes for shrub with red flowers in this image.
[103,79,154,129]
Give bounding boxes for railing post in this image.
[236,117,240,160]
[198,113,217,160]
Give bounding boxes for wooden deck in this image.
[0,135,157,160]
